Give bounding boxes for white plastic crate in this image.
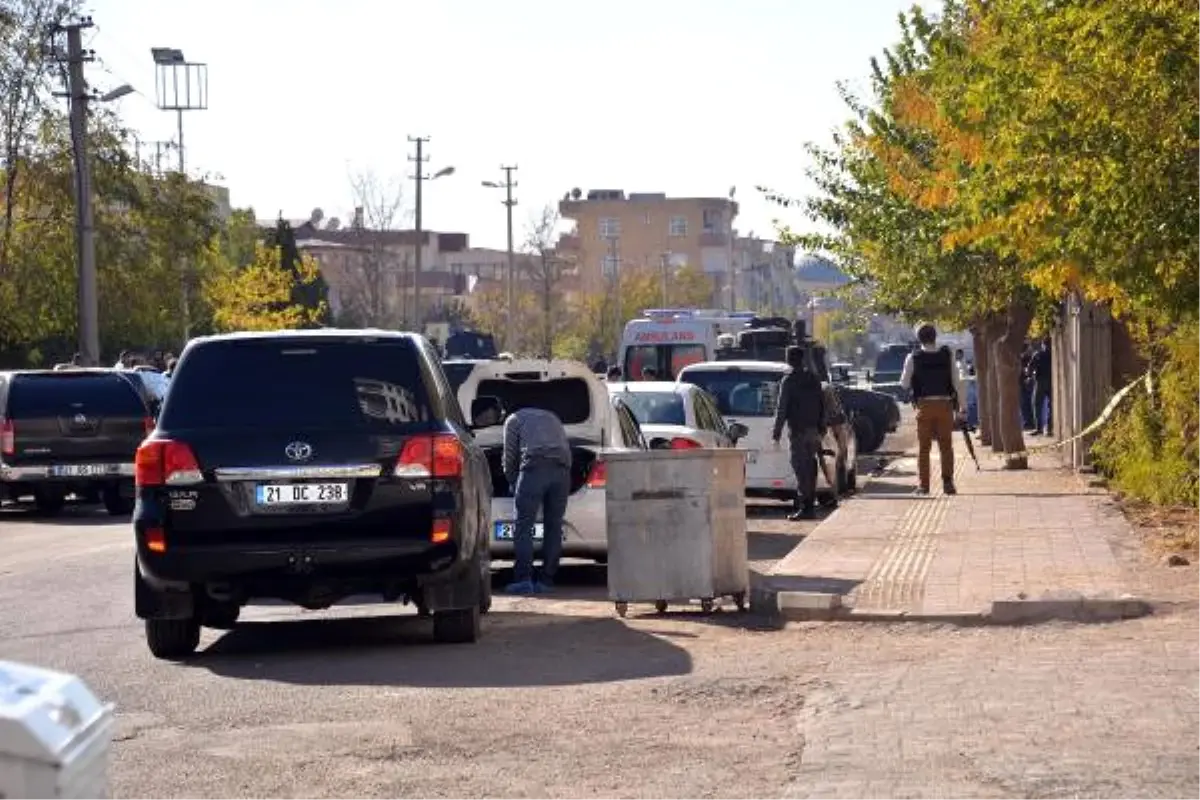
[0,661,114,799]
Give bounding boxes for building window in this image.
[669,215,688,237]
[599,217,620,238]
[702,208,722,233]
[602,255,620,278]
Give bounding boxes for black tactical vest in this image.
[911,347,955,400]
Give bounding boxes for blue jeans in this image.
[512,462,571,584]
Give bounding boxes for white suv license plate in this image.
[494,522,544,541]
[255,482,349,506]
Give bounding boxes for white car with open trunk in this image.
[457,359,650,563]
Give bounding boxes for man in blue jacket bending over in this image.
[503,406,572,595]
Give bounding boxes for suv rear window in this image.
[679,369,784,417]
[7,373,148,418]
[161,339,436,430]
[477,377,590,425]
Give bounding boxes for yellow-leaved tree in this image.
[203,241,329,332]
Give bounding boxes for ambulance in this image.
[618,308,757,381]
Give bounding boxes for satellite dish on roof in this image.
[310,208,324,226]
[326,217,341,230]
[570,187,582,200]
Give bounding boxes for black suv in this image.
[133,330,496,659]
[0,369,156,514]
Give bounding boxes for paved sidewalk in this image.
[756,435,1150,623]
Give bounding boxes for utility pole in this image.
[659,252,669,307]
[408,136,430,330]
[53,18,98,367]
[500,166,518,350]
[607,236,621,360]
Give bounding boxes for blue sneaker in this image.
[534,580,554,594]
[504,580,537,595]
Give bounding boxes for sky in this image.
[87,0,931,251]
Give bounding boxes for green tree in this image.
[203,241,328,332]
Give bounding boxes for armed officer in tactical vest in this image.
[771,345,827,520]
[900,323,966,495]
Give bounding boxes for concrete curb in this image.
[752,583,1153,626]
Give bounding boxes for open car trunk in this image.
[483,442,599,498]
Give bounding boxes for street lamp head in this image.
[481,180,500,188]
[150,47,185,64]
[100,84,134,102]
[433,166,455,179]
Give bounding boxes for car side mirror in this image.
[470,395,505,428]
[727,422,749,441]
[648,437,673,451]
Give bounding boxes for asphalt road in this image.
[0,438,902,800]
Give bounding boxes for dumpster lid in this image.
[0,660,111,762]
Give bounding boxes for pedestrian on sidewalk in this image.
[900,323,966,495]
[1027,337,1053,435]
[771,345,826,521]
[502,405,572,595]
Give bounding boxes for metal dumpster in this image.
[605,448,748,616]
[0,660,114,798]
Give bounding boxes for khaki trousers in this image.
[915,398,955,490]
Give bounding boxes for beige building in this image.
[734,236,800,316]
[557,189,738,303]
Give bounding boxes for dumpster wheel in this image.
[615,601,628,618]
[655,600,668,614]
[700,598,715,614]
[733,592,747,612]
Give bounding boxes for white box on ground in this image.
[605,448,748,605]
[0,660,115,799]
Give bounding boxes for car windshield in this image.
[8,373,147,418]
[618,391,686,426]
[679,370,783,417]
[160,338,435,430]
[873,348,909,379]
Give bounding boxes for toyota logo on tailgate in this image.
[284,441,313,462]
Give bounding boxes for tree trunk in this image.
[992,298,1035,469]
[982,316,1006,451]
[542,277,552,360]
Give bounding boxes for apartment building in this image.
[557,189,738,303]
[734,235,799,316]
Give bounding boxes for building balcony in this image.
[699,231,728,247]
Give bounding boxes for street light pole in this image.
[483,167,518,351]
[151,47,207,343]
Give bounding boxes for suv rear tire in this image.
[433,606,480,644]
[103,486,135,516]
[145,618,201,659]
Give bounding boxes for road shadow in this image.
[855,478,921,497]
[191,610,692,687]
[487,561,609,603]
[747,530,805,561]
[0,502,124,526]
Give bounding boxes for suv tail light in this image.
[670,437,703,450]
[585,460,607,489]
[136,440,203,487]
[1,419,13,457]
[395,434,464,478]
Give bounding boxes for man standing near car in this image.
[900,322,966,495]
[771,346,826,521]
[502,406,572,594]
